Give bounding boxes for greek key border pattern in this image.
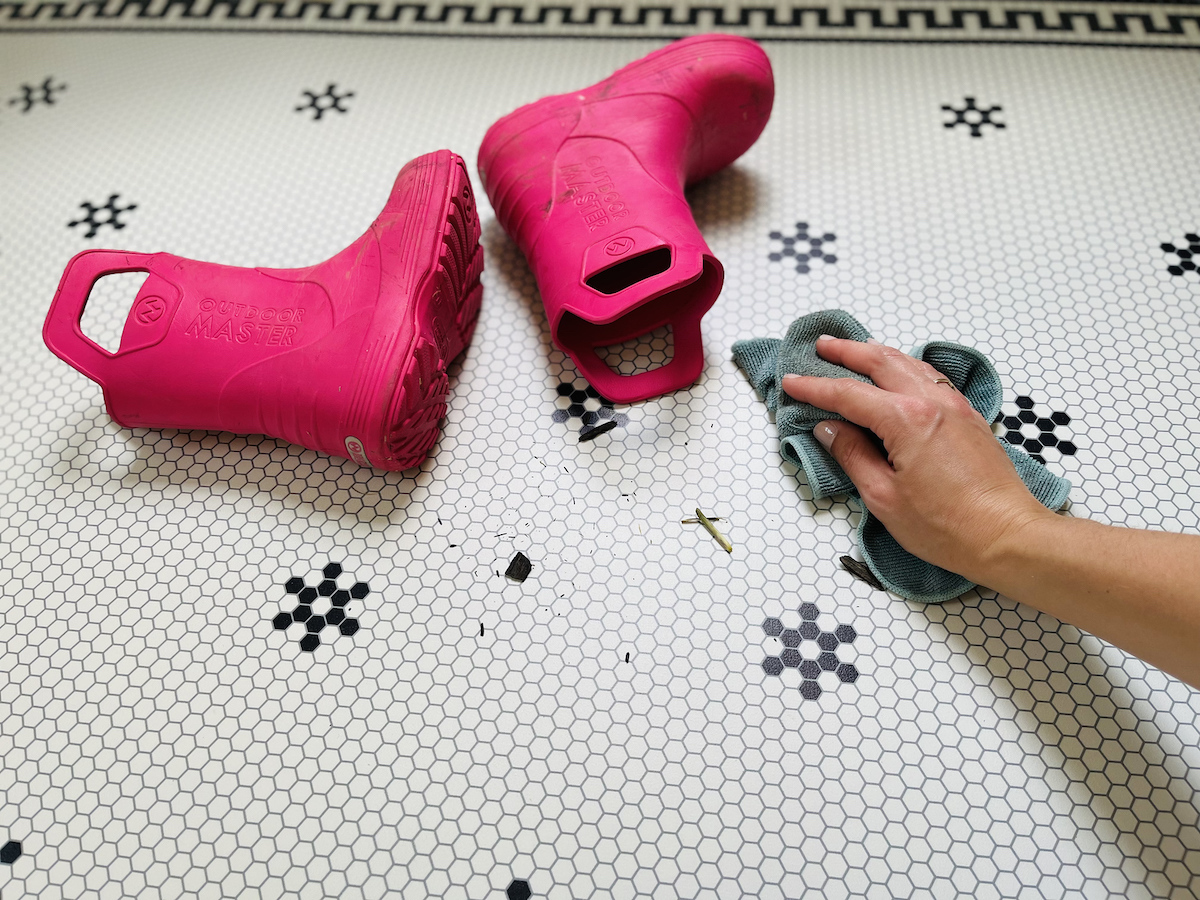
[2,0,1200,45]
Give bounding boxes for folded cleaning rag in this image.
[732,309,1072,603]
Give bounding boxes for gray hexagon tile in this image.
[2,25,1199,900]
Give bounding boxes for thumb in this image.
[814,420,892,501]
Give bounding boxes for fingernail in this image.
[866,338,881,345]
[816,333,835,342]
[814,421,837,450]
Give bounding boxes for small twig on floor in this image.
[695,508,732,554]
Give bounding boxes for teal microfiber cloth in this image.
[732,309,1072,603]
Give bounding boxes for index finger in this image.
[781,373,902,435]
[814,335,944,394]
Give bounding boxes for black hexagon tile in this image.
[271,562,368,652]
[762,601,860,700]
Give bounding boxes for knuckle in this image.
[875,345,910,366]
[931,383,976,416]
[859,480,895,514]
[829,429,858,464]
[916,360,943,380]
[824,377,860,404]
[947,393,977,415]
[897,395,942,428]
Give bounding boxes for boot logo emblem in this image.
[604,237,634,256]
[344,436,370,466]
[134,295,165,324]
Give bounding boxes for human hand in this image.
[780,336,1055,585]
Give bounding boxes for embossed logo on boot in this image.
[605,237,634,256]
[134,295,165,325]
[557,157,630,231]
[182,298,306,346]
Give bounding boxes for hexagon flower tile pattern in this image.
[2,32,1200,900]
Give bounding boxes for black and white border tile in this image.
[3,0,1200,47]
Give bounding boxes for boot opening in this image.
[585,247,672,295]
[596,324,675,376]
[81,271,151,353]
[559,257,720,383]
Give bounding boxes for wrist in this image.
[972,504,1065,599]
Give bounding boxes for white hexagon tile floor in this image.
[2,19,1200,900]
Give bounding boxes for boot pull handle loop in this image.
[43,250,156,386]
[571,313,706,405]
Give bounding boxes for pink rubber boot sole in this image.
[43,150,484,472]
[479,34,774,403]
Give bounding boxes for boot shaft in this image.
[44,150,483,471]
[479,34,774,403]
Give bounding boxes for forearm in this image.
[979,514,1200,689]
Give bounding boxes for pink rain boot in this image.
[43,149,483,472]
[478,34,774,404]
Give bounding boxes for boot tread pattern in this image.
[385,157,484,468]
